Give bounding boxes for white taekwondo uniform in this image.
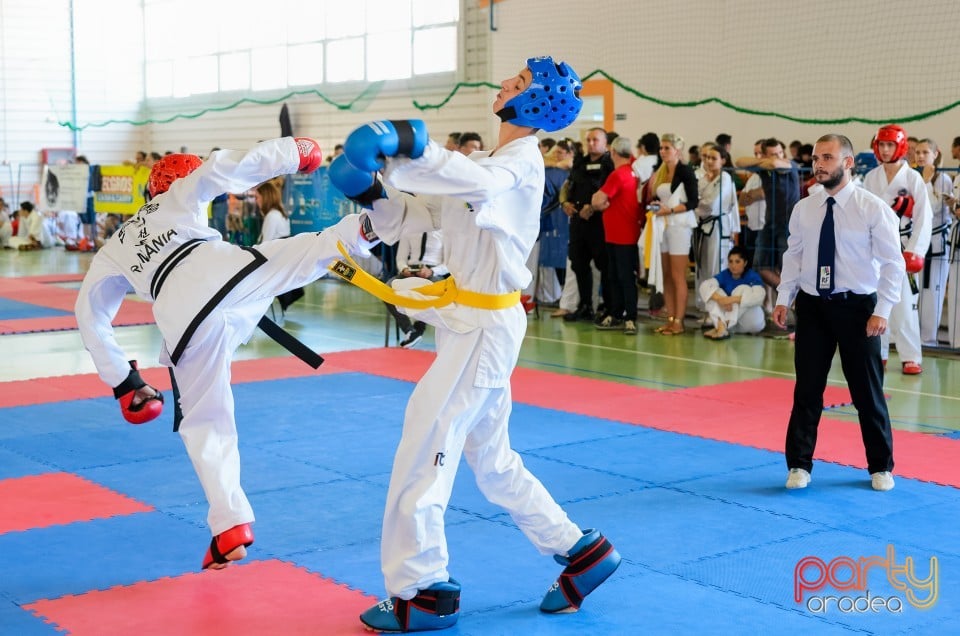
[76,137,372,536]
[861,162,932,365]
[365,136,583,600]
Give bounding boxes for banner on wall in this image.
[40,164,89,211]
[285,165,357,235]
[94,165,150,214]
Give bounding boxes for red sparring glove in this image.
[891,194,914,218]
[294,137,323,173]
[903,251,924,274]
[113,361,163,425]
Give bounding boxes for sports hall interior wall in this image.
[2,0,960,178]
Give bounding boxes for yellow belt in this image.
[327,241,521,310]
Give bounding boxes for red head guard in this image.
[148,153,203,196]
[872,125,908,163]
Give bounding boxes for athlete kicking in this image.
[329,56,621,632]
[75,137,378,570]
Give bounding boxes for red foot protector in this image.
[25,559,378,636]
[0,472,153,535]
[203,523,255,569]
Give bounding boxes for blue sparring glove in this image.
[329,155,385,209]
[343,119,429,172]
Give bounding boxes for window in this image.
[143,0,459,99]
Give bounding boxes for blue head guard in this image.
[497,56,582,132]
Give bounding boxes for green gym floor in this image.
[1,247,956,437]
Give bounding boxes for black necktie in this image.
[817,196,836,297]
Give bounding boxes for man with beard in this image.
[772,134,904,492]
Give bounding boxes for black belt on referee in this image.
[817,291,873,302]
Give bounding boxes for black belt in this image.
[151,238,207,300]
[810,290,873,302]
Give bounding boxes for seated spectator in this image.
[8,202,55,250]
[444,132,461,151]
[698,246,766,339]
[0,198,12,248]
[386,230,449,348]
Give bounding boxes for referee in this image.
[773,134,905,492]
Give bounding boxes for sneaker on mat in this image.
[785,468,811,489]
[871,471,895,491]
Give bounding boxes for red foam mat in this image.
[3,348,957,488]
[0,276,155,335]
[0,472,153,535]
[675,377,854,409]
[24,559,376,636]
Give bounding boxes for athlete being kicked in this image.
[329,57,621,633]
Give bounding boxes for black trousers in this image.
[605,242,639,320]
[785,291,893,474]
[568,219,609,311]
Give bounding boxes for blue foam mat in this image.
[0,297,71,320]
[0,372,956,634]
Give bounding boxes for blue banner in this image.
[284,165,358,235]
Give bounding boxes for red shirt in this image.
[599,163,641,244]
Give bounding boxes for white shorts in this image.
[660,224,692,256]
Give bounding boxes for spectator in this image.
[649,133,699,335]
[789,140,803,163]
[591,136,641,334]
[735,138,801,305]
[208,147,230,239]
[699,245,766,339]
[386,230,449,348]
[738,139,766,267]
[75,155,98,251]
[687,145,701,168]
[8,202,54,250]
[907,136,919,168]
[562,127,613,323]
[0,197,12,248]
[444,132,461,151]
[915,138,953,346]
[693,142,740,310]
[715,133,732,155]
[457,131,483,154]
[539,137,556,155]
[255,181,303,323]
[538,138,575,311]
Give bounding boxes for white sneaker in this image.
[785,468,811,489]
[871,471,895,491]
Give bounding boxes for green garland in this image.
[59,69,960,130]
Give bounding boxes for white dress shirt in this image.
[776,179,905,319]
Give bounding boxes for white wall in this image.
[0,0,145,206]
[144,0,499,158]
[4,0,960,208]
[490,0,960,158]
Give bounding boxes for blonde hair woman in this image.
[650,133,699,334]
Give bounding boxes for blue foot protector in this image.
[360,578,460,633]
[540,529,621,613]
